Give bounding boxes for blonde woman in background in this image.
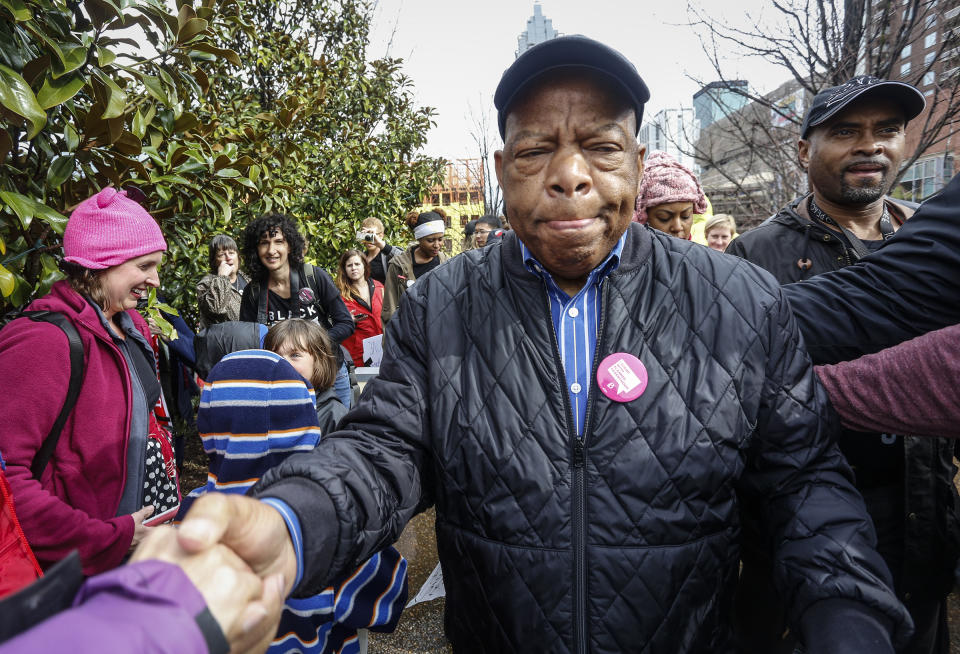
[704,214,738,252]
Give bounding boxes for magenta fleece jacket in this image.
[815,323,960,437]
[0,281,149,574]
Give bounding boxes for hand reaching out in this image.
[175,494,299,651]
[132,525,284,654]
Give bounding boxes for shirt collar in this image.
[89,299,149,348]
[520,231,626,288]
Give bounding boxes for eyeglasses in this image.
[475,228,492,235]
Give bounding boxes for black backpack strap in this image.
[257,278,269,325]
[20,311,85,481]
[292,265,304,302]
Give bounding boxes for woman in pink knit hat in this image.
[634,151,708,240]
[0,187,179,577]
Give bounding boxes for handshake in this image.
[135,494,297,654]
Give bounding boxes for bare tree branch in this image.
[682,0,960,227]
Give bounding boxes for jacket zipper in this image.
[85,318,136,515]
[542,281,610,654]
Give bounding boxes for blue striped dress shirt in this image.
[519,233,626,436]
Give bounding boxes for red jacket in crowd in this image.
[342,280,384,367]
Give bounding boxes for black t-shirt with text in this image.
[258,288,319,325]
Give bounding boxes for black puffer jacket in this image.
[255,224,909,653]
[780,173,960,363]
[728,194,960,606]
[725,194,914,285]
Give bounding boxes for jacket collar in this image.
[500,222,653,287]
[773,193,916,231]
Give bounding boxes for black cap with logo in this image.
[494,35,650,139]
[800,75,926,138]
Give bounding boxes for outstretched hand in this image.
[132,525,283,654]
[177,493,299,597]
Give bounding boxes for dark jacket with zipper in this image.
[254,224,909,653]
[725,194,914,282]
[780,172,960,364]
[728,195,960,606]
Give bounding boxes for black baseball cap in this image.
[494,35,650,138]
[800,75,925,138]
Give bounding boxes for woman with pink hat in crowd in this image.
[0,187,179,576]
[634,151,708,241]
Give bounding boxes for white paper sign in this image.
[405,562,445,608]
[362,334,383,367]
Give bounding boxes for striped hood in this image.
[181,349,407,653]
[183,349,321,509]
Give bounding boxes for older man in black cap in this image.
[168,38,909,653]
[728,76,958,654]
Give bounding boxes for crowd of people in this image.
[1,32,959,654]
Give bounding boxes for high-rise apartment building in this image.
[638,108,698,172]
[693,80,749,130]
[516,3,558,57]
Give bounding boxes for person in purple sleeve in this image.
[0,490,284,654]
[814,324,960,438]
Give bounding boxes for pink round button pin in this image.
[597,353,648,402]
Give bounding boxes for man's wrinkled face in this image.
[800,97,907,206]
[495,72,644,289]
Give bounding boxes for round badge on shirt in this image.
[597,353,648,402]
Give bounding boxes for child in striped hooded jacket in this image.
[178,349,407,654]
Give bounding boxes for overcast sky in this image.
[368,0,789,159]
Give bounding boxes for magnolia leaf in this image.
[0,0,32,21]
[112,130,141,155]
[177,17,208,44]
[22,55,50,87]
[188,42,241,66]
[0,263,14,297]
[0,234,5,254]
[93,70,126,119]
[50,43,87,79]
[233,176,257,190]
[84,0,123,28]
[97,46,116,67]
[132,108,146,138]
[176,3,196,30]
[47,154,75,187]
[33,201,69,235]
[0,64,46,139]
[140,74,169,106]
[0,190,36,228]
[36,73,84,109]
[64,122,80,151]
[192,67,209,95]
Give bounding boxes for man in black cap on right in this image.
[729,76,959,654]
[162,42,909,653]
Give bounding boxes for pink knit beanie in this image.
[633,151,708,224]
[63,187,167,269]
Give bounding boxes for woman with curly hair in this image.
[238,212,355,406]
[381,209,449,324]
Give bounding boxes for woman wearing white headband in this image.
[381,209,449,324]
